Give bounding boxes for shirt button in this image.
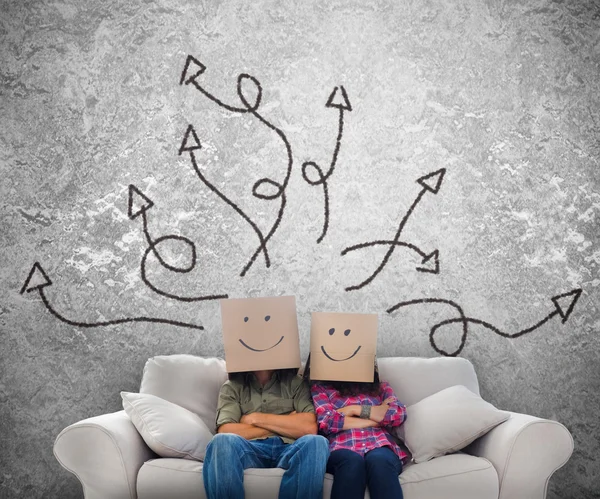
[263,399,267,402]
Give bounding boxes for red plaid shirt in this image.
[311,381,407,460]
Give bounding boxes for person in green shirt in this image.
[202,366,329,498]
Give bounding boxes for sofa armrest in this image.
[53,410,155,499]
[465,411,573,499]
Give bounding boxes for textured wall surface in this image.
[1,0,599,497]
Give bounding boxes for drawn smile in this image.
[321,345,362,362]
[239,336,285,352]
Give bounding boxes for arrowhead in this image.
[417,168,446,194]
[180,55,206,85]
[325,86,352,111]
[416,250,440,274]
[551,288,582,323]
[20,262,52,294]
[128,185,154,220]
[178,124,202,156]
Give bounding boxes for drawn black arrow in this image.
[180,55,254,113]
[386,288,582,356]
[302,86,352,243]
[343,168,446,291]
[179,126,270,272]
[180,122,288,277]
[180,55,293,276]
[128,184,228,302]
[20,262,205,330]
[342,242,439,274]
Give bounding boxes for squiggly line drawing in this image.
[386,289,582,356]
[302,86,352,243]
[343,169,445,291]
[20,262,205,330]
[180,55,292,277]
[178,126,271,273]
[128,184,228,302]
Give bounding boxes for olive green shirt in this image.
[215,372,315,444]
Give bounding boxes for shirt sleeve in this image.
[378,381,407,428]
[311,383,345,434]
[293,377,316,414]
[215,381,242,428]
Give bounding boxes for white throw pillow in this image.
[121,391,213,461]
[399,384,510,463]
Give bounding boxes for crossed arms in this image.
[218,412,317,440]
[216,379,318,440]
[311,381,407,433]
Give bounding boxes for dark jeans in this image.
[326,447,404,499]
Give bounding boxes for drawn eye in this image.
[265,315,271,322]
[244,317,249,322]
[344,329,351,336]
[329,328,335,335]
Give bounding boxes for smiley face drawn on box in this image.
[310,312,378,382]
[220,296,301,373]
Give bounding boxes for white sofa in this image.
[54,354,573,499]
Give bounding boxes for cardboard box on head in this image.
[310,312,378,383]
[220,296,301,373]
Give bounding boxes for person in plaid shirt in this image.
[305,356,407,499]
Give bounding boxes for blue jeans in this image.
[326,447,404,499]
[203,433,329,499]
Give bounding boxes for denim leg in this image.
[364,446,403,499]
[326,449,366,499]
[275,434,329,499]
[202,433,276,499]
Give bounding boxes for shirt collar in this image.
[250,370,279,390]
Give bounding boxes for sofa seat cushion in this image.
[137,453,498,499]
[400,453,499,499]
[137,458,285,499]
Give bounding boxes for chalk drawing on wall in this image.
[179,125,270,275]
[180,55,292,277]
[301,86,352,243]
[386,288,582,356]
[19,57,584,349]
[342,168,445,292]
[20,262,205,330]
[128,184,229,302]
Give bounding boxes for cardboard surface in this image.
[220,296,301,373]
[310,312,378,382]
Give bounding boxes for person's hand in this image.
[369,397,394,423]
[336,405,361,417]
[240,413,259,425]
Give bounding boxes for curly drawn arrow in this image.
[180,55,292,276]
[386,288,582,356]
[302,86,352,243]
[178,125,275,276]
[343,168,445,291]
[20,262,205,330]
[128,185,228,302]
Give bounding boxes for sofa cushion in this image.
[139,355,227,433]
[398,384,510,463]
[378,356,480,407]
[400,453,499,498]
[121,392,213,461]
[137,458,287,499]
[136,454,498,499]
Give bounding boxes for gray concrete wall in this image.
[1,0,598,497]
